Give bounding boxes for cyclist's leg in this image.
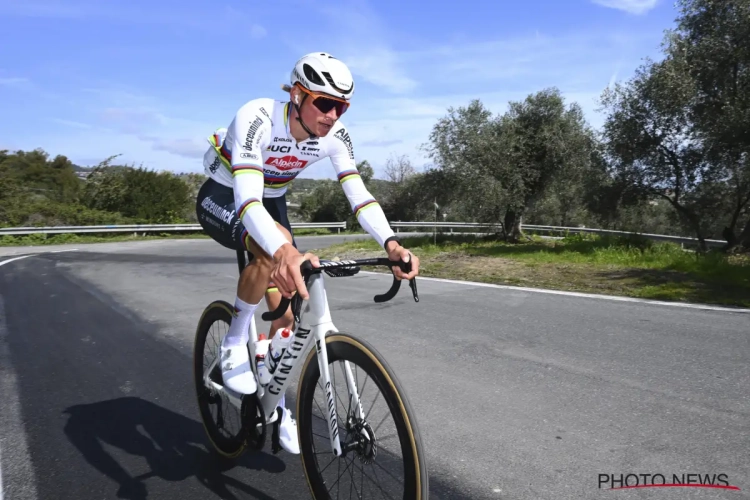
[262,194,297,338]
[259,194,300,454]
[196,178,271,395]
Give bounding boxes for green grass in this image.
[313,233,750,308]
[0,232,213,246]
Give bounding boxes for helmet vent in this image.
[322,72,353,95]
[302,64,325,86]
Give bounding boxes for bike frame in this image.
[202,270,364,458]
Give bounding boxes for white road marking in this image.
[0,255,32,268]
[0,249,79,268]
[359,271,750,314]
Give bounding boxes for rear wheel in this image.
[193,300,249,458]
[296,332,429,499]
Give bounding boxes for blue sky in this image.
[1,0,676,179]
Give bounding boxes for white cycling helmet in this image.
[289,52,355,100]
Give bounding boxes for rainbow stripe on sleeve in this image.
[232,164,263,177]
[237,198,262,220]
[353,199,379,217]
[337,170,360,184]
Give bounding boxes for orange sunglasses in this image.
[295,83,350,116]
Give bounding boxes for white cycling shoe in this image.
[277,405,300,454]
[219,344,257,395]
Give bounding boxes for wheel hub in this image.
[348,418,377,464]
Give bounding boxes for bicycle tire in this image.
[193,300,249,459]
[296,332,429,499]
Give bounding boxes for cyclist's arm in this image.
[329,126,397,250]
[229,103,290,258]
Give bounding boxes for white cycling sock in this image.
[223,296,259,348]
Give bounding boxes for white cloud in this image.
[50,118,92,129]
[343,47,418,94]
[143,137,207,160]
[591,0,660,15]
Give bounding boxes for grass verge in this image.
[311,233,750,308]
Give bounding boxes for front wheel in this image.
[296,333,429,499]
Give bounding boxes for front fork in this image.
[315,330,366,458]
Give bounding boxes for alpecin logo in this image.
[265,155,308,171]
[598,473,741,491]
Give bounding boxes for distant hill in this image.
[71,164,95,172]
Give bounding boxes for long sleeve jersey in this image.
[202,98,396,258]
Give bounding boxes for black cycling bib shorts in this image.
[196,178,297,258]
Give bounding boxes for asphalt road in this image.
[1,236,749,500]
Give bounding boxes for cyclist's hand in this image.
[271,243,320,300]
[385,241,420,281]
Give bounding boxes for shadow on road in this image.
[62,396,286,500]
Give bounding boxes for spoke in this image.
[357,461,397,500]
[318,454,339,475]
[346,453,362,500]
[371,459,404,485]
[358,374,370,405]
[374,432,398,444]
[327,453,357,496]
[365,390,381,422]
[373,411,391,436]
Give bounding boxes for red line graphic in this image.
[611,484,741,490]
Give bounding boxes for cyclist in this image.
[195,52,420,454]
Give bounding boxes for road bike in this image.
[193,248,429,499]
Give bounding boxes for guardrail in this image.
[0,221,726,248]
[391,222,500,230]
[390,221,726,248]
[520,224,725,248]
[0,221,347,236]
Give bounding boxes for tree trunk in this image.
[504,208,524,242]
[655,191,707,253]
[737,218,750,251]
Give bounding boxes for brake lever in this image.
[409,276,419,302]
[401,257,419,303]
